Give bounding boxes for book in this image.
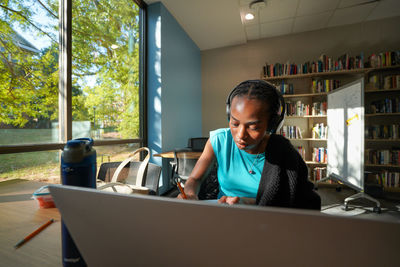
[262,51,368,78]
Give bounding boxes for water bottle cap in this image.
[66,140,85,148]
[62,138,95,163]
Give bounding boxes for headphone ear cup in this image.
[226,86,235,122]
[267,114,279,133]
[267,94,285,134]
[268,89,285,134]
[274,116,284,133]
[226,103,230,121]
[268,114,285,134]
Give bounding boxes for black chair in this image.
[187,137,208,151]
[97,161,162,195]
[197,161,219,200]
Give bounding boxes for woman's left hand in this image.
[218,196,240,205]
[218,196,256,205]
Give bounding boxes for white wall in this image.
[201,16,400,136]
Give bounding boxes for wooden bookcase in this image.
[262,66,400,190]
[364,66,400,192]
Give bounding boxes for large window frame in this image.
[0,0,147,155]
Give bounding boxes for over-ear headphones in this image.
[225,80,285,134]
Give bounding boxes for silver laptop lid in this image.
[49,185,400,267]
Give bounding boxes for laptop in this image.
[49,185,400,267]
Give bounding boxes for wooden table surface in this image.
[0,179,61,266]
[153,151,202,159]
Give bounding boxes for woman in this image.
[179,80,320,210]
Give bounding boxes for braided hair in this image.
[228,79,281,116]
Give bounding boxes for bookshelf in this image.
[364,65,400,193]
[264,71,364,184]
[263,61,400,190]
[262,49,400,194]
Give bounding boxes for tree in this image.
[0,11,58,127]
[72,0,140,138]
[0,0,140,138]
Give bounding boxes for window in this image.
[0,0,146,182]
[72,0,141,140]
[0,0,59,145]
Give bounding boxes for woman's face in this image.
[229,96,269,154]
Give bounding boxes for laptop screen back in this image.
[49,185,400,267]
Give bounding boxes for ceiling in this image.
[143,0,400,51]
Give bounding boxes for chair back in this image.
[197,161,219,200]
[97,162,162,195]
[187,137,208,151]
[171,149,199,184]
[171,149,219,199]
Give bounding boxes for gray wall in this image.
[201,16,400,136]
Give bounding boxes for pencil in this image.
[14,218,55,249]
[177,181,187,199]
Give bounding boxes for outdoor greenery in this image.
[0,0,141,138]
[0,144,139,182]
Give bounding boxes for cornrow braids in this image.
[229,80,280,115]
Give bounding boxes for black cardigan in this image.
[256,134,321,210]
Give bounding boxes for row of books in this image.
[365,124,399,139]
[383,172,400,188]
[295,146,328,164]
[365,149,400,165]
[285,101,327,116]
[369,74,400,90]
[275,82,294,95]
[383,75,400,89]
[296,146,306,160]
[280,125,302,139]
[313,167,327,181]
[274,79,342,95]
[263,53,365,77]
[312,147,327,163]
[368,171,400,188]
[311,79,341,93]
[262,50,400,78]
[368,97,400,114]
[280,124,328,139]
[367,51,400,68]
[312,123,328,139]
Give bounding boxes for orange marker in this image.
[177,182,187,199]
[14,219,55,249]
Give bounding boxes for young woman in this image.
[179,80,320,210]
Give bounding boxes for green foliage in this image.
[0,0,140,139]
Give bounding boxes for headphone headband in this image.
[226,80,285,134]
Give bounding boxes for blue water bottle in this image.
[61,138,96,267]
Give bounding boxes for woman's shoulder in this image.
[209,128,233,153]
[266,134,300,162]
[268,134,292,148]
[210,128,231,140]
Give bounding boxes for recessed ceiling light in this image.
[245,13,255,20]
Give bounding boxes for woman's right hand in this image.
[176,193,198,200]
[175,140,215,202]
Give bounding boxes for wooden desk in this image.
[153,151,202,159]
[0,179,61,266]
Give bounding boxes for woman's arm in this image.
[177,140,216,200]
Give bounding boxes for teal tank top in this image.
[210,128,265,199]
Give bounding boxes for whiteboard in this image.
[327,79,364,191]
